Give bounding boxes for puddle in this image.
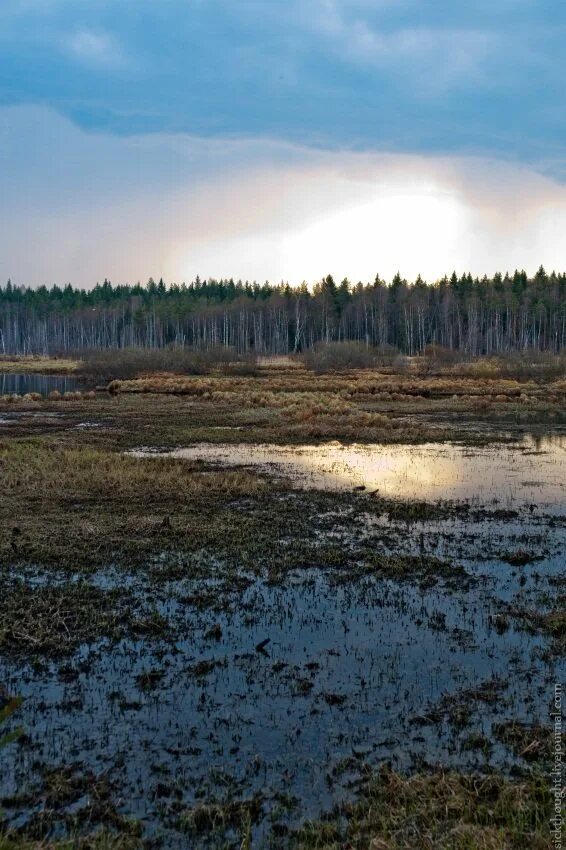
[2,436,565,845]
[1,499,565,846]
[133,436,566,509]
[0,562,559,846]
[0,373,81,395]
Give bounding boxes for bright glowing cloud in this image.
[1,106,566,288]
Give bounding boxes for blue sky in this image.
[1,0,565,286]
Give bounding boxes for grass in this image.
[106,366,566,414]
[454,351,566,383]
[330,551,470,588]
[91,367,566,445]
[0,440,272,571]
[0,434,477,660]
[294,766,554,850]
[493,721,553,764]
[179,795,263,836]
[1,764,144,846]
[0,694,23,750]
[0,356,79,374]
[107,370,549,399]
[0,434,467,579]
[0,441,266,502]
[539,608,566,638]
[0,579,168,657]
[0,391,96,403]
[0,359,563,848]
[0,359,564,449]
[0,835,141,850]
[508,604,566,651]
[1,769,557,849]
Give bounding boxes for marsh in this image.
[0,358,564,849]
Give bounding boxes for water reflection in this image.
[0,373,80,395]
[0,563,557,844]
[136,437,566,508]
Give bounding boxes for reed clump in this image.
[0,391,96,403]
[296,766,552,850]
[107,368,562,403]
[0,442,267,505]
[0,355,78,374]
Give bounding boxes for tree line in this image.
[0,268,565,355]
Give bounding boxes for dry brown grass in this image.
[0,356,78,374]
[81,365,565,446]
[454,352,566,383]
[0,391,96,403]
[296,767,553,849]
[107,368,566,422]
[0,442,266,504]
[0,362,562,452]
[109,368,565,400]
[0,836,140,850]
[0,440,270,568]
[106,375,398,438]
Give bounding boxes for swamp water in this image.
[1,439,565,846]
[0,373,80,396]
[136,436,566,509]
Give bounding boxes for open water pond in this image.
[0,373,80,395]
[135,435,566,510]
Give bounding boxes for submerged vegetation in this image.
[0,768,553,850]
[0,354,564,848]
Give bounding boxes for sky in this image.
[0,0,565,287]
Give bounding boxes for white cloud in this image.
[307,1,497,93]
[65,28,128,68]
[1,105,566,287]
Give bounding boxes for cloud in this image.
[65,29,128,69]
[1,105,566,288]
[308,1,497,93]
[0,0,563,166]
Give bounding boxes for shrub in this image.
[77,346,257,381]
[457,351,566,383]
[302,342,381,373]
[494,351,566,382]
[423,344,463,366]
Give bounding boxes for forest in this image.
[0,266,565,355]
